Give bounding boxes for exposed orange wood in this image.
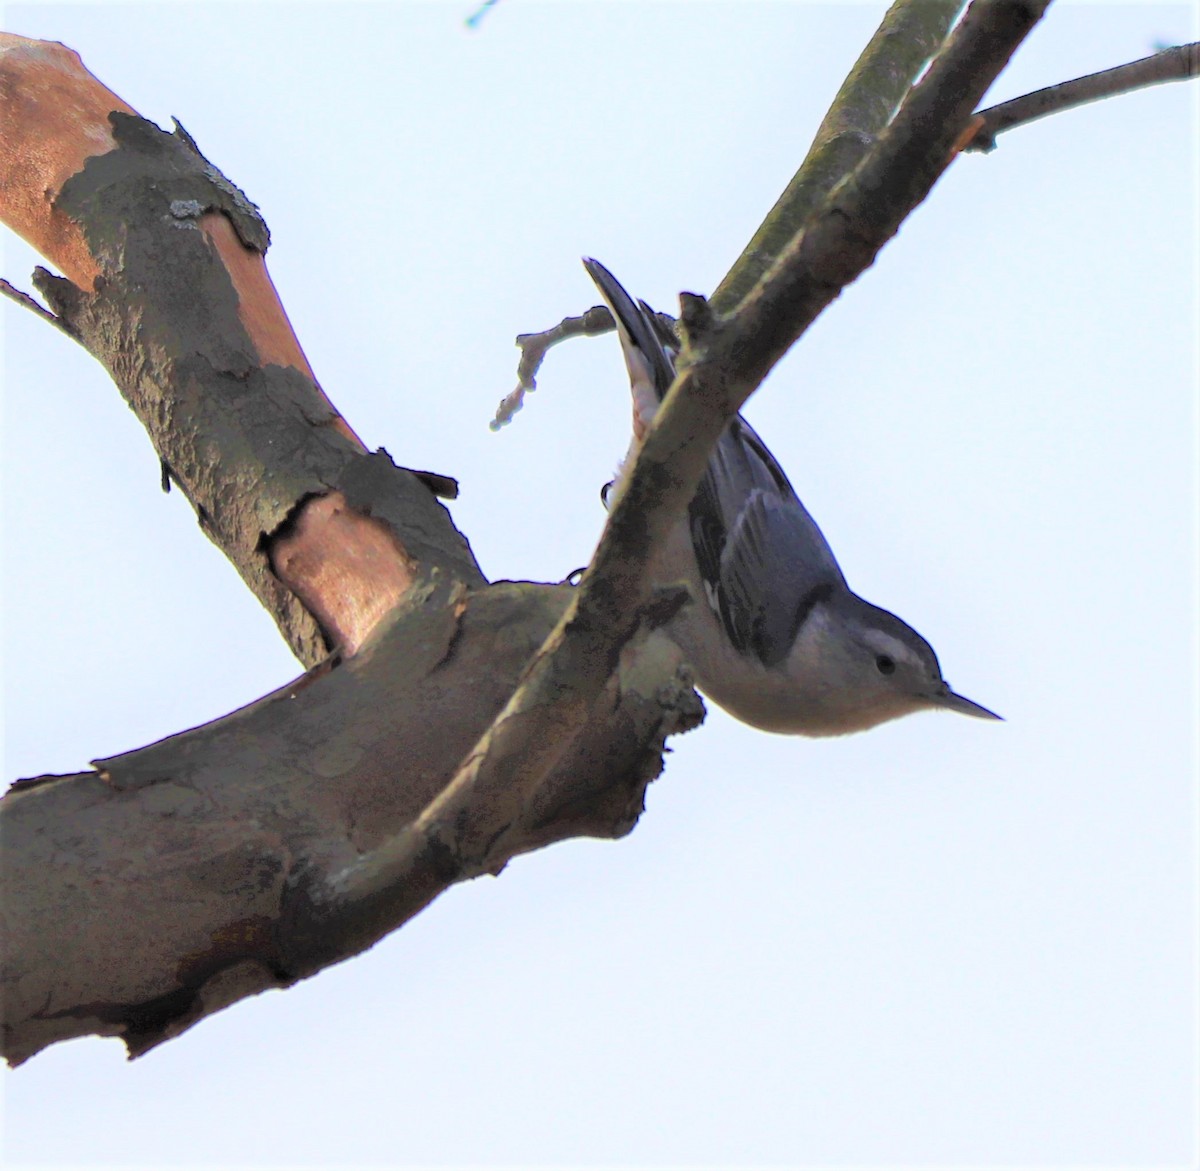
[0,35,131,287]
[199,213,364,448]
[269,491,414,656]
[2,33,419,656]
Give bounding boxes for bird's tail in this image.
[582,258,677,401]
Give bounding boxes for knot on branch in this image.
[678,291,717,351]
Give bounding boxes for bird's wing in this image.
[691,416,846,666]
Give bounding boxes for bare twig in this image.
[496,301,686,430]
[0,275,80,342]
[967,40,1199,151]
[491,304,614,430]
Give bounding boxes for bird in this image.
[582,257,1000,736]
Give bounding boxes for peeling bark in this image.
[26,106,480,663]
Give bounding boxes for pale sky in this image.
[2,3,1197,1168]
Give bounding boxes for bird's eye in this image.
[875,654,896,676]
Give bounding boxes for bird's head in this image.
[800,594,1001,735]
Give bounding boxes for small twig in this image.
[0,276,80,342]
[967,40,1199,151]
[490,304,614,430]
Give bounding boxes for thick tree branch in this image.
[294,585,696,943]
[0,35,481,663]
[711,0,966,314]
[1,34,702,1065]
[966,40,1200,151]
[1,581,699,1064]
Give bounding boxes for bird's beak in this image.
[935,685,1003,721]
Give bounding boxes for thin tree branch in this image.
[966,40,1199,151]
[0,275,80,342]
[335,0,1051,920]
[497,302,687,429]
[491,304,614,430]
[711,0,967,314]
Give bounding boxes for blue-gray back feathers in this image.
[584,258,847,668]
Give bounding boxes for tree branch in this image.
[612,0,1051,528]
[0,275,79,341]
[712,0,1049,395]
[711,0,967,314]
[297,585,696,942]
[966,40,1200,151]
[0,35,481,663]
[436,0,1052,927]
[491,304,614,430]
[0,0,1048,1063]
[1,34,703,1065]
[1,581,699,1064]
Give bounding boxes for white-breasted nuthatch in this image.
[583,258,1000,736]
